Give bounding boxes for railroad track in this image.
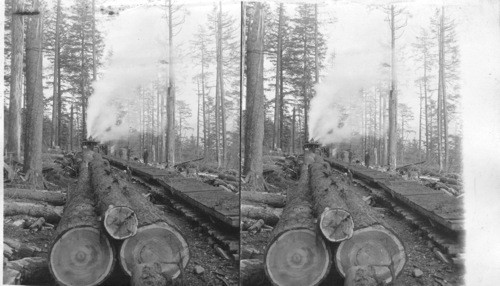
[104,155,240,263]
[326,158,464,266]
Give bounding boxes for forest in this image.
[242,2,463,193]
[4,0,242,189]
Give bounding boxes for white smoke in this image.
[87,6,168,142]
[309,5,390,145]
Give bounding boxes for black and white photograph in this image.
[2,0,240,285]
[2,0,500,285]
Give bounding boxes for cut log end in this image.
[49,227,115,286]
[319,208,354,242]
[335,225,406,284]
[104,206,138,240]
[265,229,331,286]
[120,222,189,280]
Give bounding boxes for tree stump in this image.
[264,159,331,286]
[119,179,189,280]
[89,153,138,240]
[309,160,354,242]
[49,152,115,286]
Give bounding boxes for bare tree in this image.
[244,3,265,191]
[24,0,44,187]
[7,0,24,161]
[385,5,408,170]
[51,0,61,147]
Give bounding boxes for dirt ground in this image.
[3,156,238,286]
[241,176,464,286]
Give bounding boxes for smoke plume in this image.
[87,6,167,142]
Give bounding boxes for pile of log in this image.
[45,151,189,286]
[257,153,406,286]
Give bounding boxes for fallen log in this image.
[90,153,138,240]
[240,259,269,286]
[309,160,354,242]
[333,173,406,285]
[4,201,63,223]
[241,191,286,208]
[395,160,426,171]
[3,238,42,261]
[218,173,239,182]
[264,153,331,286]
[4,188,66,206]
[49,152,115,286]
[3,257,51,285]
[439,176,462,186]
[118,179,189,280]
[240,204,282,226]
[173,157,204,168]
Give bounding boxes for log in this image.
[218,173,239,182]
[4,201,63,223]
[118,179,189,280]
[264,155,331,286]
[3,238,42,260]
[49,152,115,286]
[240,259,269,286]
[4,188,66,206]
[89,153,138,240]
[439,176,462,186]
[131,262,172,286]
[309,160,354,242]
[241,191,286,208]
[3,257,51,285]
[241,204,282,226]
[333,172,406,284]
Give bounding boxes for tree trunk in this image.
[441,7,449,170]
[291,107,296,154]
[3,257,50,285]
[273,4,283,151]
[49,152,115,286]
[241,191,286,208]
[7,0,24,161]
[241,204,282,226]
[166,0,176,167]
[309,160,354,242]
[118,177,189,280]
[70,103,74,151]
[89,153,138,240]
[331,172,406,284]
[387,5,398,170]
[4,201,63,223]
[240,259,268,286]
[219,2,227,166]
[264,157,331,286]
[4,188,66,206]
[80,8,87,140]
[23,0,44,188]
[50,0,60,147]
[243,3,265,191]
[4,238,42,261]
[196,79,200,156]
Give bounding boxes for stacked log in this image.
[309,160,354,242]
[240,204,282,226]
[332,172,406,285]
[117,178,189,282]
[264,152,331,286]
[49,152,115,286]
[89,153,138,240]
[3,257,50,285]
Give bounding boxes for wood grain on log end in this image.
[120,222,190,280]
[265,229,331,286]
[319,208,354,242]
[49,227,115,286]
[131,262,173,286]
[335,225,406,284]
[104,206,138,240]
